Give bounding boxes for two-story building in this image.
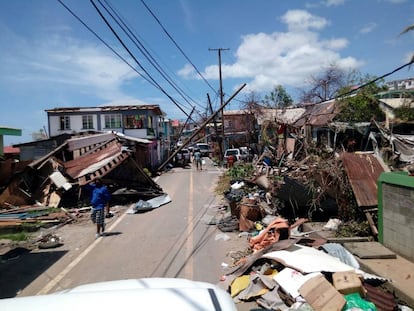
[45,105,166,170]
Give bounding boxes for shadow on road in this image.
[102,231,122,237]
[0,248,67,298]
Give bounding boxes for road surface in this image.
[0,157,249,298]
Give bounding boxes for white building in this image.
[45,105,166,169]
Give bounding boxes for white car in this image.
[0,278,237,311]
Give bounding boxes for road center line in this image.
[37,210,127,295]
[184,169,194,279]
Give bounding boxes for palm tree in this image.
[401,24,414,63]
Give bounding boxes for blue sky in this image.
[1,0,413,145]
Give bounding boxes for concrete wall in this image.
[378,172,414,261]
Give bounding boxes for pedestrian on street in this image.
[87,178,111,238]
[193,148,203,170]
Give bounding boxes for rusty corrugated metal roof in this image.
[64,140,127,184]
[294,99,340,127]
[364,283,398,311]
[341,152,386,207]
[3,146,20,154]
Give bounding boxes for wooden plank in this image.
[344,241,396,259]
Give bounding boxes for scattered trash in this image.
[38,234,63,249]
[215,233,230,241]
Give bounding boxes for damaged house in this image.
[231,97,393,227]
[0,132,165,213]
[45,104,168,172]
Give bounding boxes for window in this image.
[82,115,94,129]
[59,115,71,130]
[124,115,145,129]
[104,114,121,128]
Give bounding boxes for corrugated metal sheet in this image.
[45,105,163,115]
[364,283,398,311]
[294,100,339,127]
[64,140,126,183]
[67,133,116,152]
[256,108,306,125]
[3,146,20,154]
[341,152,386,207]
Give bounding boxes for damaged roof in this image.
[293,99,340,127]
[1,132,163,207]
[45,105,163,115]
[256,108,306,125]
[341,152,388,208]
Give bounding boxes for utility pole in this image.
[207,93,222,159]
[157,83,246,171]
[209,48,229,160]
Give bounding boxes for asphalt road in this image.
[0,157,249,299]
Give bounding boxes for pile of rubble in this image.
[218,232,399,310]
[0,132,165,246]
[210,144,414,310]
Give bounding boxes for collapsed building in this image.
[0,132,165,230]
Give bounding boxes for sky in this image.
[1,0,414,146]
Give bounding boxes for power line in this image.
[59,0,196,121]
[97,0,200,114]
[140,0,218,96]
[101,0,206,113]
[334,60,414,100]
[57,0,157,90]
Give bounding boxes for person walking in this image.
[87,178,111,238]
[193,148,203,170]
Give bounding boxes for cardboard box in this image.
[333,271,365,296]
[299,275,346,311]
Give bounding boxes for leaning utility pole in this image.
[209,47,229,160]
[157,83,246,171]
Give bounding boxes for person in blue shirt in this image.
[87,178,111,238]
[193,148,202,170]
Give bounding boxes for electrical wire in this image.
[91,0,198,121]
[101,0,204,113]
[58,0,196,121]
[333,60,414,101]
[140,0,218,97]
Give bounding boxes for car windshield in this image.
[226,150,238,156]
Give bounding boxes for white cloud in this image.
[281,10,329,32]
[360,22,377,34]
[0,28,137,101]
[177,63,195,78]
[323,0,346,7]
[385,0,406,3]
[180,10,362,93]
[179,0,196,33]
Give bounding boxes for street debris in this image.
[0,132,166,253]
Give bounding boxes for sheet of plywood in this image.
[343,242,396,259]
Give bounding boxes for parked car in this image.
[174,148,191,167]
[0,278,237,311]
[223,148,243,167]
[238,146,250,161]
[196,143,211,157]
[181,148,191,163]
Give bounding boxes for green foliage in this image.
[0,232,29,241]
[263,85,293,108]
[226,163,254,179]
[336,220,371,237]
[143,168,152,177]
[336,76,387,123]
[394,104,414,121]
